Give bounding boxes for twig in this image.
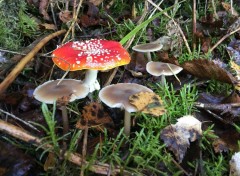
[194,102,240,110]
[72,0,77,39]
[171,157,191,176]
[61,0,83,44]
[0,30,66,94]
[211,0,219,20]
[50,2,58,30]
[209,26,240,52]
[80,126,89,176]
[192,0,196,51]
[0,108,39,132]
[0,119,131,175]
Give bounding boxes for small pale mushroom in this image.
[146,61,183,84]
[52,39,131,92]
[33,79,89,135]
[98,83,153,136]
[132,42,163,61]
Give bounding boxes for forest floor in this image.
[1,0,240,175]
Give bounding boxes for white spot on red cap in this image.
[86,56,93,63]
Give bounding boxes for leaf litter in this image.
[1,1,240,175]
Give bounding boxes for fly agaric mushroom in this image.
[146,61,183,84]
[52,39,131,92]
[132,42,163,61]
[99,83,153,136]
[33,79,89,135]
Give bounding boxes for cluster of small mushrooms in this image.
[33,39,183,136]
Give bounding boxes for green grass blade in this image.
[120,6,174,45]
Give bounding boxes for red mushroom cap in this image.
[52,39,131,71]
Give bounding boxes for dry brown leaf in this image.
[39,0,51,21]
[222,2,239,17]
[212,138,229,153]
[89,0,103,6]
[160,115,202,162]
[44,152,56,171]
[230,61,240,91]
[129,92,166,116]
[59,10,73,23]
[76,102,114,132]
[39,23,57,30]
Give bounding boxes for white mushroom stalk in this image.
[83,70,100,92]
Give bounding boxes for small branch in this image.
[0,30,66,94]
[0,119,131,175]
[0,108,39,132]
[80,126,89,176]
[62,0,83,44]
[192,0,196,51]
[209,26,240,53]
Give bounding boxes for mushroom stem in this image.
[161,75,166,85]
[146,52,152,61]
[61,105,69,136]
[83,70,100,92]
[124,110,131,136]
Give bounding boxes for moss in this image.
[0,0,39,50]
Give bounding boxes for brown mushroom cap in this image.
[132,43,163,52]
[146,61,183,76]
[33,79,89,104]
[99,83,153,113]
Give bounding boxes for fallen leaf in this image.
[229,152,240,176]
[79,2,100,27]
[39,0,51,21]
[222,2,239,17]
[126,52,147,77]
[76,102,114,132]
[230,61,240,79]
[89,0,103,6]
[44,152,56,171]
[160,115,202,162]
[129,92,166,116]
[0,140,36,175]
[59,10,73,23]
[226,38,240,64]
[212,138,229,153]
[39,23,57,30]
[230,61,240,91]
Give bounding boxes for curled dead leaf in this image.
[160,115,202,162]
[230,152,240,176]
[129,92,166,116]
[212,138,229,153]
[76,102,114,132]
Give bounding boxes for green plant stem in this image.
[124,110,131,136]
